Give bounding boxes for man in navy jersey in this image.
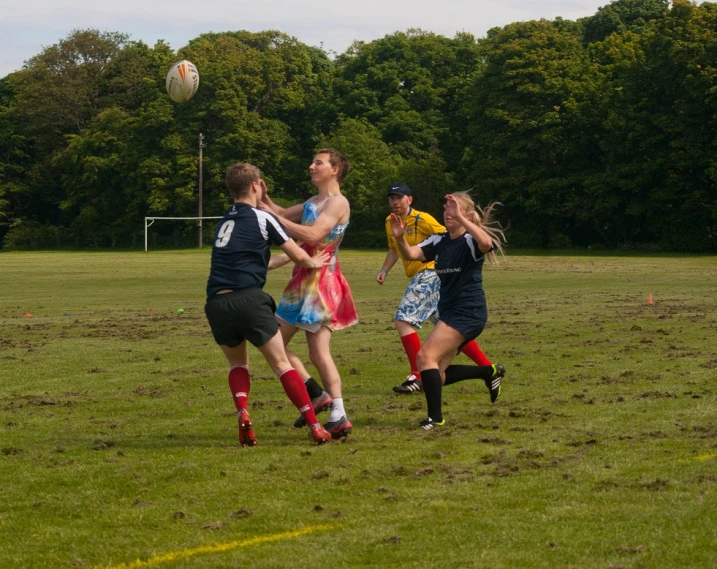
[205,162,332,446]
[389,192,507,430]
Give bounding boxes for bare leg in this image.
[394,319,416,337]
[256,330,295,375]
[416,321,466,425]
[219,342,248,367]
[416,321,465,376]
[278,320,313,379]
[306,326,341,398]
[256,330,327,441]
[305,326,352,438]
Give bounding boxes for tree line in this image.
[1,0,716,251]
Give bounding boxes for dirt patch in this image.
[132,385,172,398]
[0,391,90,410]
[636,391,677,399]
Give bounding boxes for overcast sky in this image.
[1,0,610,78]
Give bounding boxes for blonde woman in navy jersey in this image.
[376,182,502,396]
[389,192,506,430]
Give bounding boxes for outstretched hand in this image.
[309,248,331,269]
[389,213,406,238]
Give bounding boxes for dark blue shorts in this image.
[437,301,487,350]
[205,288,278,348]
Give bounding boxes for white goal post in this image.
[144,216,223,251]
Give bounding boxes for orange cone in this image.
[647,294,653,305]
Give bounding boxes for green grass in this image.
[1,250,715,568]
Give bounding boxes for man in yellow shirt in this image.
[377,183,500,394]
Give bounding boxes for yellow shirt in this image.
[385,208,446,278]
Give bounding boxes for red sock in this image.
[400,332,421,377]
[228,365,250,412]
[279,368,319,426]
[461,340,492,366]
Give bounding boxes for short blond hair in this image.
[225,163,262,199]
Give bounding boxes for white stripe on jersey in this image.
[253,208,289,241]
[464,233,479,261]
[419,233,444,248]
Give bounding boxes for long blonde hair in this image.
[451,191,506,264]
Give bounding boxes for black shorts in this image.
[204,288,279,348]
[438,302,487,352]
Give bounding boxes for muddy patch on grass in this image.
[636,391,677,399]
[479,437,511,445]
[687,424,717,439]
[0,391,91,410]
[92,439,116,451]
[438,463,475,483]
[132,385,173,398]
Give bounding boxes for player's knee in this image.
[416,349,428,370]
[308,350,331,370]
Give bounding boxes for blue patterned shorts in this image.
[394,270,440,328]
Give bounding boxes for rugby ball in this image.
[166,60,199,103]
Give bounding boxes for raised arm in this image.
[260,180,305,223]
[389,213,426,262]
[279,196,348,246]
[444,195,494,253]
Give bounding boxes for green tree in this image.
[169,30,332,227]
[4,30,139,247]
[0,76,31,241]
[582,0,670,44]
[396,154,456,220]
[334,30,482,172]
[464,18,598,247]
[319,117,402,244]
[586,0,717,250]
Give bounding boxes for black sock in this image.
[304,377,324,399]
[444,364,494,386]
[420,368,443,423]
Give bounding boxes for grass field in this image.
[1,250,715,568]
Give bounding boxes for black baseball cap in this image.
[387,183,411,197]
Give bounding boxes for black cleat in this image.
[485,364,505,403]
[324,416,353,439]
[293,391,334,428]
[419,417,445,431]
[392,374,423,394]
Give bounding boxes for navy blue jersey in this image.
[206,203,289,298]
[418,231,489,312]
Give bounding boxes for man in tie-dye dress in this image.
[261,148,358,439]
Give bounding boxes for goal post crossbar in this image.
[144,216,223,251]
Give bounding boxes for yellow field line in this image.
[96,524,333,569]
[678,452,717,463]
[694,452,717,462]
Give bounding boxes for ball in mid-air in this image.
[166,60,199,103]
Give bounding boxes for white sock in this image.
[329,397,345,422]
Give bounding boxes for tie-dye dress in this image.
[276,199,359,332]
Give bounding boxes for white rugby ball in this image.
[166,60,199,103]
